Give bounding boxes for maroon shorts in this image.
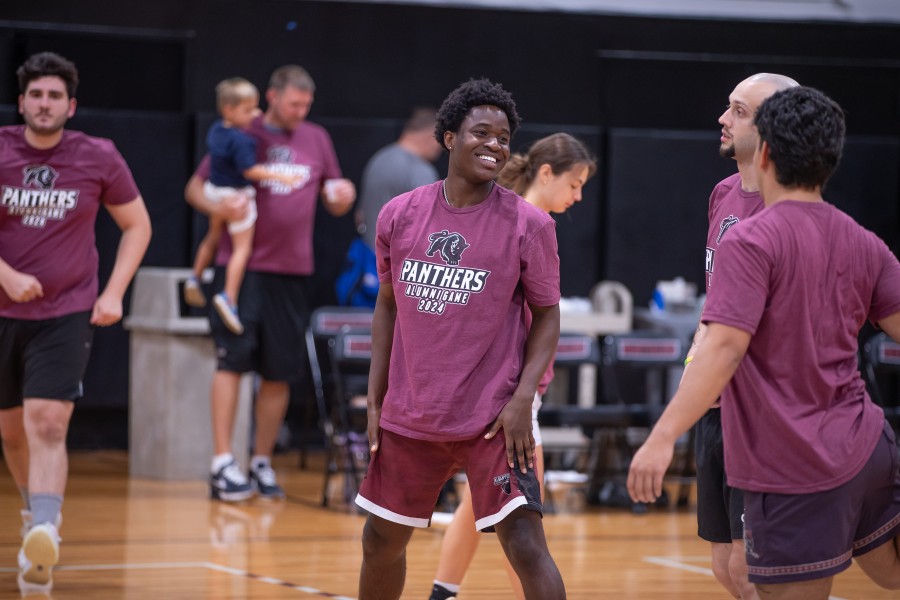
[743,421,900,584]
[355,427,542,531]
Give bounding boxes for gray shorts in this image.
[744,421,900,584]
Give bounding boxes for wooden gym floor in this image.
[0,451,894,599]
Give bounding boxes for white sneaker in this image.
[17,523,60,595]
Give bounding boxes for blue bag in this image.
[335,237,379,308]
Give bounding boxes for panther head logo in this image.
[267,146,293,164]
[426,230,469,266]
[23,165,58,189]
[493,473,511,495]
[717,214,740,244]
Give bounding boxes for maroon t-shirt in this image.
[0,126,140,319]
[376,182,561,441]
[194,116,342,275]
[706,172,765,292]
[704,200,900,494]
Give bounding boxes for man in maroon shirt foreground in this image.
[628,86,900,599]
[0,52,151,595]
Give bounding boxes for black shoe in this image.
[250,463,285,500]
[210,459,254,502]
[429,583,458,600]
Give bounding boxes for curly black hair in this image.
[17,52,79,98]
[754,86,845,190]
[434,78,521,149]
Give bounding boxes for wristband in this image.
[684,355,694,366]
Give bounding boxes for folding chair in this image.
[326,331,374,507]
[538,334,599,512]
[862,332,900,432]
[540,333,599,465]
[304,307,373,505]
[586,331,689,510]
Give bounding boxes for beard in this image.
[719,142,735,159]
[23,111,68,137]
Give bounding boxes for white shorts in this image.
[203,181,257,234]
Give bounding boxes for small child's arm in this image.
[243,164,302,187]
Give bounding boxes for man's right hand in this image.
[0,269,43,303]
[366,400,382,453]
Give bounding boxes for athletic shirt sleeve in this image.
[194,154,211,179]
[231,131,258,173]
[318,127,342,181]
[870,240,900,322]
[375,197,397,284]
[703,224,772,335]
[99,139,140,205]
[521,220,560,307]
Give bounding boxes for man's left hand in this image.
[91,293,123,326]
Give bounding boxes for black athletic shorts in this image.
[209,268,309,382]
[695,408,745,543]
[0,311,93,408]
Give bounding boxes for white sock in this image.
[251,455,271,470]
[434,581,460,593]
[211,453,235,473]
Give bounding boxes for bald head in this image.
[742,72,799,91]
[719,73,799,162]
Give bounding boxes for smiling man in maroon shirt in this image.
[0,51,151,595]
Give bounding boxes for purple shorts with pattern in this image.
[355,427,542,532]
[743,421,900,584]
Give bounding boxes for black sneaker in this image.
[210,459,254,502]
[250,463,285,500]
[429,583,457,600]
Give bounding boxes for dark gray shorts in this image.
[744,421,900,584]
[695,408,744,542]
[0,312,93,407]
[210,269,309,382]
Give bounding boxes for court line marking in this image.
[0,561,356,599]
[644,556,849,600]
[5,556,854,599]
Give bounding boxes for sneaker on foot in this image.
[210,459,254,502]
[429,583,458,600]
[213,292,244,334]
[183,275,207,307]
[250,463,285,500]
[17,523,60,596]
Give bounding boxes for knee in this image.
[711,558,732,587]
[361,518,409,566]
[728,543,757,598]
[728,557,751,590]
[0,417,27,449]
[502,532,546,571]
[25,409,69,444]
[506,544,540,567]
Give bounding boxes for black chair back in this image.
[862,332,900,428]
